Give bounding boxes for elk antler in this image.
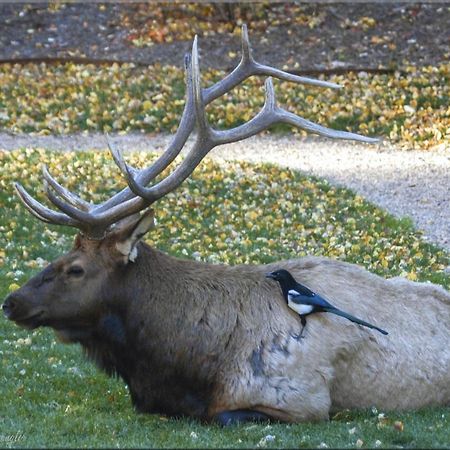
[15,25,378,239]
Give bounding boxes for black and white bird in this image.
[266,269,388,337]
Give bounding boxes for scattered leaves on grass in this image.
[0,62,448,150]
[0,148,448,288]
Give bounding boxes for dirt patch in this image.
[0,3,448,72]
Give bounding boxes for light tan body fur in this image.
[133,245,450,421]
[181,257,450,421]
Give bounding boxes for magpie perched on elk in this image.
[266,269,388,337]
[3,26,450,424]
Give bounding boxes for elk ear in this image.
[73,234,83,249]
[115,209,155,263]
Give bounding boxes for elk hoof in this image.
[214,409,271,426]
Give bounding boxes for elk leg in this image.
[214,409,271,426]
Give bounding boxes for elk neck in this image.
[82,241,239,415]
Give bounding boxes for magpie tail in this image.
[327,308,388,335]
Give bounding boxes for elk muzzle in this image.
[2,291,46,329]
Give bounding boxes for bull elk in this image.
[3,27,450,425]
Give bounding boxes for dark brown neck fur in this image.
[80,242,242,419]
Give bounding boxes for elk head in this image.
[3,26,377,336]
[2,210,155,342]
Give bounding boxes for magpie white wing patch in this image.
[287,300,313,316]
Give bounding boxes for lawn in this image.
[0,148,449,448]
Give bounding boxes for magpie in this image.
[266,269,388,337]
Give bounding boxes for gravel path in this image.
[1,132,449,252]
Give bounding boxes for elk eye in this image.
[66,266,85,277]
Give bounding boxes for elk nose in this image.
[2,295,17,318]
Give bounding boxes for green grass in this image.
[0,148,449,448]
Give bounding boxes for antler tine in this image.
[43,180,97,225]
[210,76,379,146]
[14,182,82,228]
[276,108,380,143]
[240,24,252,63]
[86,195,148,231]
[16,158,150,237]
[191,35,212,139]
[210,77,278,145]
[204,25,340,101]
[104,49,194,190]
[98,39,212,204]
[106,135,153,200]
[239,24,340,90]
[15,25,378,238]
[95,53,196,213]
[97,24,346,212]
[106,134,137,180]
[99,51,199,204]
[108,35,378,205]
[42,166,90,211]
[12,53,198,234]
[191,35,203,126]
[45,177,150,237]
[263,77,277,112]
[104,36,214,203]
[252,63,342,90]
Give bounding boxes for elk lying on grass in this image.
[3,27,450,425]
